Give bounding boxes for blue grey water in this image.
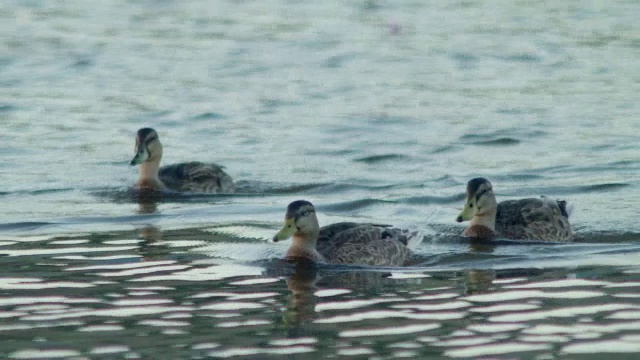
[1,0,640,358]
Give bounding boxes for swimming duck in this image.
[456,177,574,242]
[129,128,235,193]
[273,200,422,266]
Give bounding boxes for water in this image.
[1,0,640,358]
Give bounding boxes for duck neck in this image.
[287,230,324,262]
[136,159,166,190]
[470,208,497,231]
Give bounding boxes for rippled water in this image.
[1,0,640,358]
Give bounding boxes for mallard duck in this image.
[456,177,574,242]
[129,128,235,193]
[273,200,422,266]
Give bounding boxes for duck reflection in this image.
[260,259,318,337]
[132,188,166,259]
[281,259,320,334]
[137,200,158,214]
[136,225,172,260]
[460,236,497,294]
[468,240,496,254]
[277,259,397,335]
[138,225,162,243]
[462,269,496,295]
[134,188,162,214]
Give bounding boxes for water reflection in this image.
[468,241,496,254]
[463,270,496,295]
[137,201,158,214]
[277,261,404,337]
[134,191,165,259]
[281,260,319,336]
[134,189,160,214]
[138,225,161,243]
[137,225,171,261]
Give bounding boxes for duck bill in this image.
[272,218,296,242]
[456,198,475,222]
[129,148,149,166]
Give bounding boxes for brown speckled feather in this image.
[496,198,573,242]
[159,162,235,193]
[316,223,415,266]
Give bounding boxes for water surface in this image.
[1,0,640,358]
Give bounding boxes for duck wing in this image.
[159,162,235,193]
[496,198,573,242]
[318,223,414,266]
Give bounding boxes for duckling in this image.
[456,178,574,242]
[129,128,235,193]
[273,200,422,266]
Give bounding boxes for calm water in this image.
[2,0,640,358]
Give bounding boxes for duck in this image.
[129,128,235,193]
[273,200,422,266]
[456,177,574,242]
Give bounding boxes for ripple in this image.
[111,298,173,306]
[396,194,463,205]
[130,264,264,282]
[464,289,606,302]
[315,298,400,312]
[0,296,100,306]
[190,291,278,300]
[503,278,609,289]
[67,260,178,272]
[607,310,640,320]
[469,137,521,146]
[353,154,409,164]
[94,265,191,277]
[230,278,279,286]
[192,112,225,120]
[200,302,265,311]
[315,289,351,297]
[0,278,93,290]
[517,182,631,196]
[489,303,638,323]
[524,321,640,336]
[433,336,495,347]
[79,324,125,332]
[234,181,329,195]
[89,346,131,355]
[320,198,390,212]
[139,319,190,327]
[467,323,527,333]
[412,292,459,300]
[316,310,464,324]
[468,303,540,313]
[519,334,571,343]
[561,337,640,354]
[208,346,315,358]
[9,349,82,359]
[445,342,550,358]
[392,300,471,311]
[0,321,84,332]
[0,246,138,257]
[339,323,440,338]
[269,338,317,346]
[21,305,195,321]
[0,222,52,232]
[217,319,271,328]
[336,347,374,356]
